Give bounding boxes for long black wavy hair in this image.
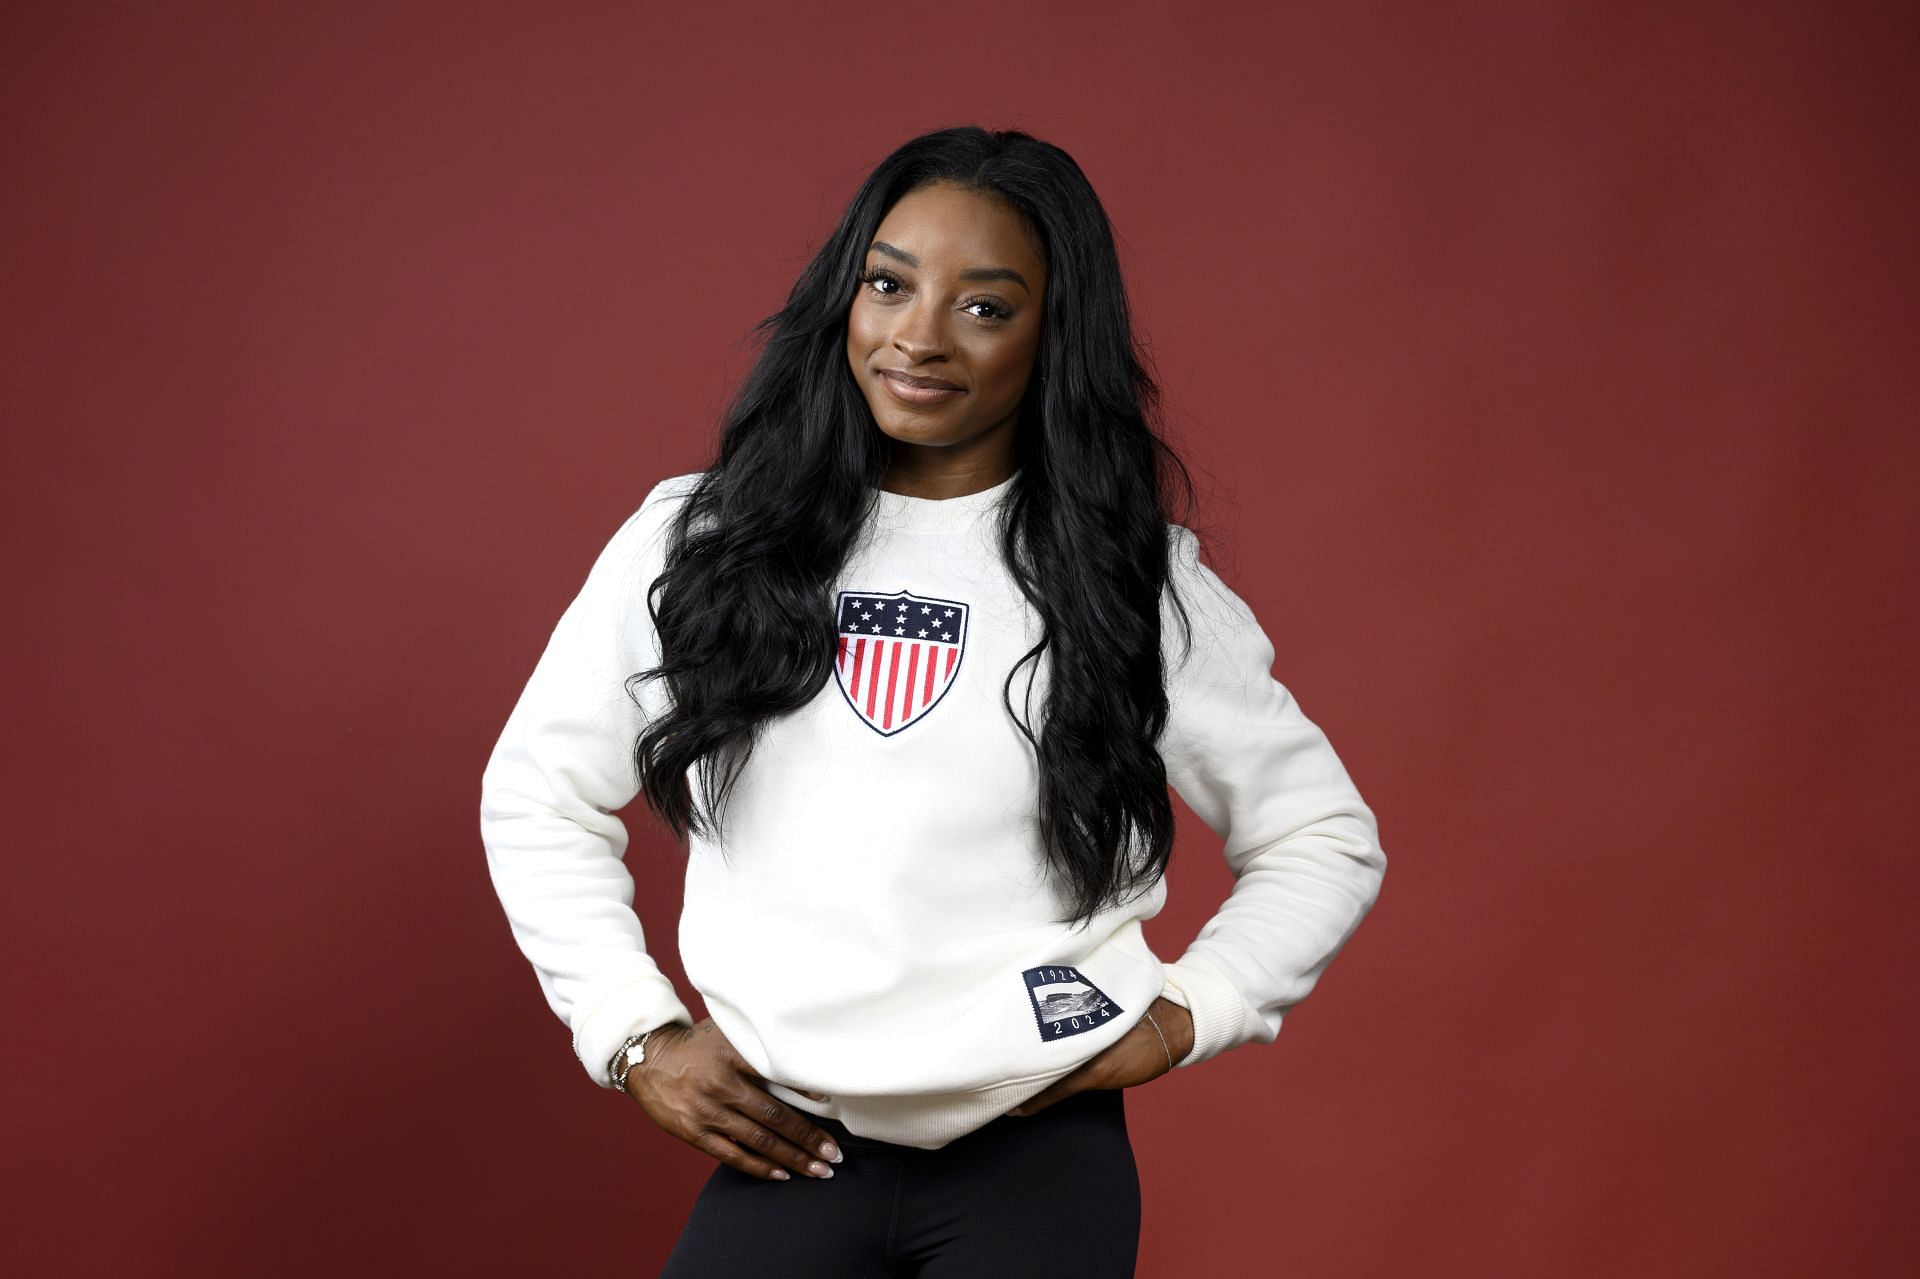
[630,124,1203,930]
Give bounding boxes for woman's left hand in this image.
[1007,996,1196,1116]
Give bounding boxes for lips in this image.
[877,368,966,407]
[881,369,962,391]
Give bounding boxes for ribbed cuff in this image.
[570,979,696,1090]
[1160,952,1262,1068]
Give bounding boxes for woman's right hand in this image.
[624,1018,845,1182]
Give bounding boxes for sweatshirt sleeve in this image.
[479,475,698,1090]
[1154,525,1388,1068]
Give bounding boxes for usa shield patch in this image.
[833,589,969,736]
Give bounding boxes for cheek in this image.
[846,307,881,360]
[975,338,1037,398]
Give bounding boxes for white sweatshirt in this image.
[480,469,1386,1149]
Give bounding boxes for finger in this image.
[1015,1052,1110,1115]
[690,1129,794,1182]
[731,1059,828,1104]
[725,1061,843,1166]
[739,1083,846,1168]
[720,1088,840,1179]
[1011,1080,1071,1116]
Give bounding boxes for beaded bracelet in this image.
[606,1025,661,1092]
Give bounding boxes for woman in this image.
[480,125,1387,1277]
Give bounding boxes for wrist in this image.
[607,1022,674,1093]
[1151,996,1197,1064]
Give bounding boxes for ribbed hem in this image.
[1160,952,1263,1068]
[769,1076,1068,1151]
[868,470,1019,534]
[570,979,696,1090]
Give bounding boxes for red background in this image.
[5,2,1913,1275]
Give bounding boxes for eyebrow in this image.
[869,241,1030,292]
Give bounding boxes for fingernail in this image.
[809,1161,833,1178]
[772,1170,790,1180]
[820,1140,842,1163]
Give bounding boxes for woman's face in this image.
[846,181,1048,478]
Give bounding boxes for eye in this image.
[860,266,903,296]
[859,267,1014,323]
[963,297,1014,322]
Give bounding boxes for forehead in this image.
[870,182,1046,278]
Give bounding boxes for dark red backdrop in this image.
[5,2,1913,1275]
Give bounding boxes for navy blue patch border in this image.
[832,588,971,738]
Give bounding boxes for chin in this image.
[873,401,957,431]
[875,419,962,448]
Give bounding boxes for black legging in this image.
[658,1086,1142,1277]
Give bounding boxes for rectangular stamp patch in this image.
[1022,965,1122,1042]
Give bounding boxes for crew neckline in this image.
[868,470,1020,533]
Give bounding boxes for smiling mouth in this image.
[879,369,966,405]
[881,369,962,390]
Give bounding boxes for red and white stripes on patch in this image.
[836,634,961,732]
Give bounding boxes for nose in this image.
[890,297,953,364]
